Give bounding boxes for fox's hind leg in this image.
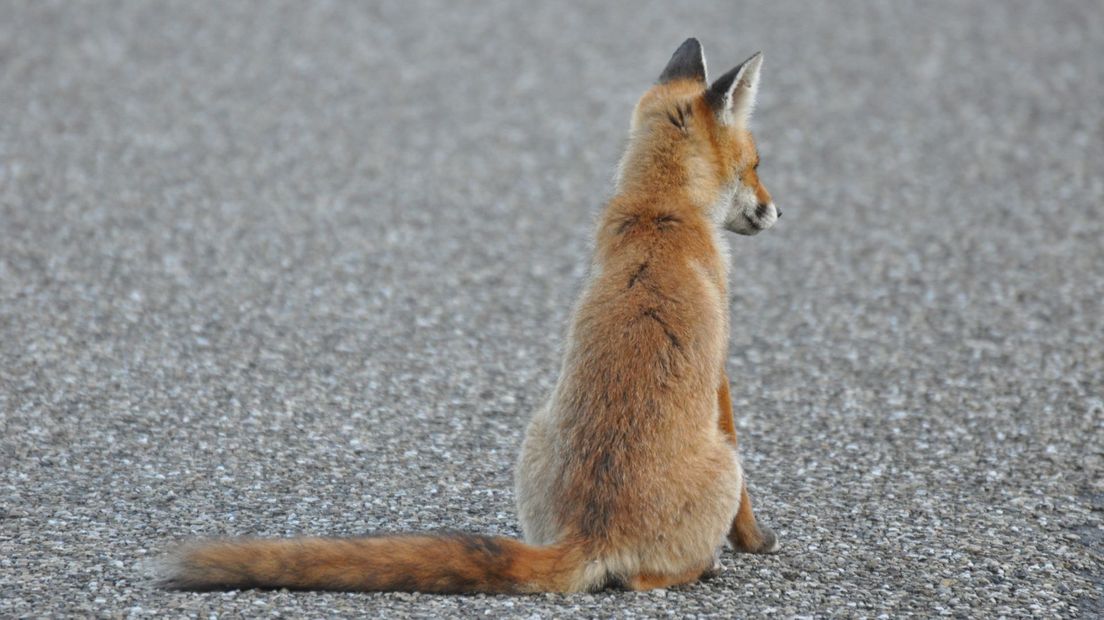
[717,378,780,554]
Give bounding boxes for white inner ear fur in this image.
[721,53,762,127]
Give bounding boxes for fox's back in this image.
[538,198,735,548]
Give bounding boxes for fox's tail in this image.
[156,533,587,593]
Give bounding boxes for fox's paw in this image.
[749,526,780,554]
[699,549,725,580]
[730,525,780,554]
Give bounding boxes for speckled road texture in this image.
[2,1,1102,617]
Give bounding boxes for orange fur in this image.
[161,535,583,593]
[158,38,780,594]
[717,376,737,445]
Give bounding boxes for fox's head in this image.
[617,38,779,235]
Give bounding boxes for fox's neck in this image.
[595,191,731,297]
[607,143,731,287]
[614,145,689,197]
[615,144,726,223]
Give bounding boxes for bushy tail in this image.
[156,533,585,593]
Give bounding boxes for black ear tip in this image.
[658,37,707,84]
[674,38,702,59]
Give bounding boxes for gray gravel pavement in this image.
[2,1,1102,617]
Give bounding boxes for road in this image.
[2,1,1101,616]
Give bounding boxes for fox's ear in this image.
[658,38,707,85]
[707,52,762,126]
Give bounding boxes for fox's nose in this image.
[775,206,782,219]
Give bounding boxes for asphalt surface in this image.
[2,1,1102,617]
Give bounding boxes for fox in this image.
[157,37,781,594]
